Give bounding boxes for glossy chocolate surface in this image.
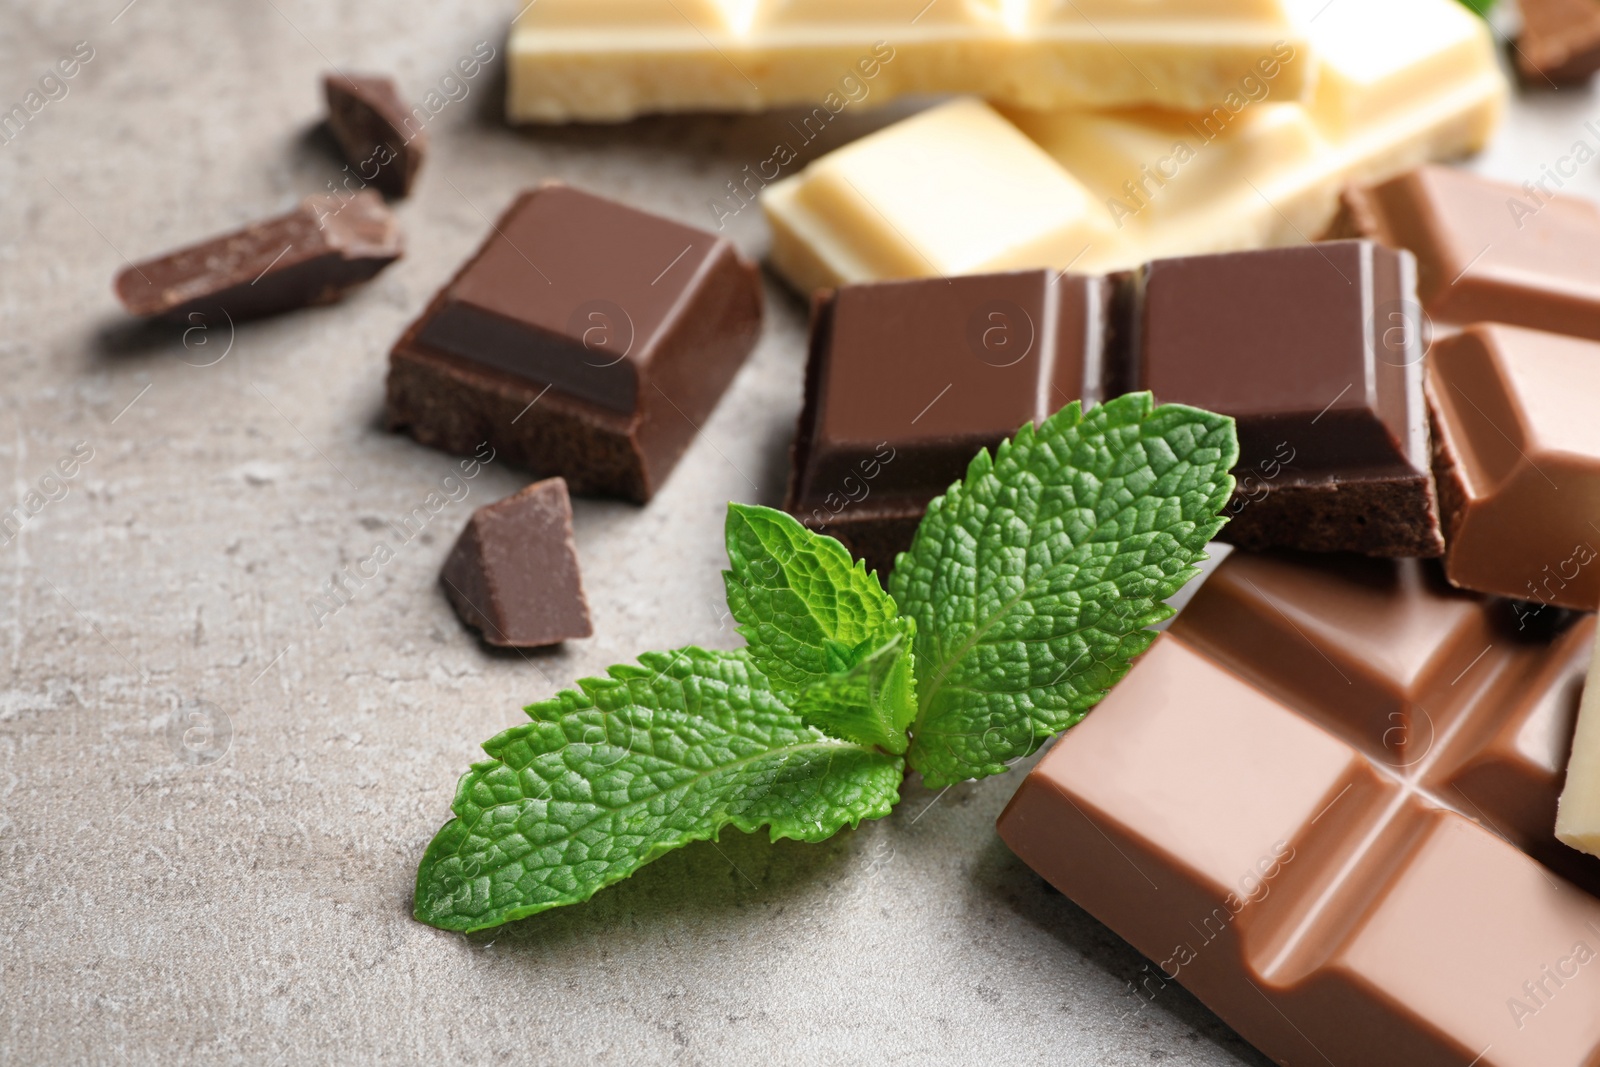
[787,270,1106,533]
[1429,323,1600,610]
[999,550,1600,1067]
[114,191,402,322]
[440,478,592,648]
[1334,165,1600,342]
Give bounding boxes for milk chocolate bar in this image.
[114,191,402,321]
[998,550,1600,1067]
[385,183,763,502]
[440,478,592,648]
[505,0,1311,124]
[787,241,1438,569]
[325,72,425,198]
[1518,0,1600,85]
[784,270,1109,574]
[1119,240,1443,557]
[762,0,1504,293]
[1331,165,1600,342]
[1427,324,1600,610]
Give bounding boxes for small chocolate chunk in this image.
[1330,165,1600,342]
[324,72,425,198]
[386,183,764,502]
[1428,323,1600,610]
[1518,0,1600,85]
[114,191,402,322]
[1119,239,1443,557]
[784,270,1108,574]
[440,477,592,648]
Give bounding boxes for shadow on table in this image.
[976,833,1276,1067]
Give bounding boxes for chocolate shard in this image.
[1427,322,1600,610]
[1118,239,1443,557]
[114,191,402,322]
[1330,165,1600,342]
[998,549,1600,1067]
[386,182,764,502]
[324,72,425,198]
[783,270,1109,574]
[1518,0,1600,85]
[440,477,592,648]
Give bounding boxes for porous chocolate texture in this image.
[386,183,764,502]
[783,270,1110,575]
[1118,240,1443,558]
[440,477,592,648]
[114,191,402,322]
[324,72,426,198]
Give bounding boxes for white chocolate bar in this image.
[1557,626,1600,858]
[762,0,1506,289]
[505,0,1313,123]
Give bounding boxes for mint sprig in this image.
[414,394,1236,932]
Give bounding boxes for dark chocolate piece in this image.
[998,549,1600,1066]
[1427,323,1600,610]
[114,191,402,322]
[784,270,1108,574]
[1330,165,1600,342]
[386,183,763,502]
[324,72,426,198]
[1119,239,1443,557]
[440,477,592,648]
[1518,0,1600,85]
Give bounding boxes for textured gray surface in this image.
[0,3,1588,1064]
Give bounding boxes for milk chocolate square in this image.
[386,183,763,502]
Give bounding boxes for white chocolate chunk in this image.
[505,0,1312,122]
[762,0,1504,288]
[1556,625,1600,858]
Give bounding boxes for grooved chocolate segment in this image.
[998,551,1600,1067]
[783,270,1106,574]
[114,191,402,322]
[1518,0,1600,85]
[1332,165,1600,341]
[1123,240,1442,557]
[1427,323,1600,610]
[386,183,763,502]
[440,478,592,648]
[324,72,426,198]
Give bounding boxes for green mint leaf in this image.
[722,503,915,751]
[889,393,1237,788]
[792,619,918,754]
[413,647,903,932]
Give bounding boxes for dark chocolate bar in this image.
[114,191,402,322]
[441,477,592,648]
[1117,240,1443,557]
[786,240,1440,570]
[325,72,426,198]
[386,183,764,502]
[1331,165,1600,342]
[999,549,1600,1067]
[1428,323,1600,610]
[783,270,1108,575]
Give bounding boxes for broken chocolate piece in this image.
[1518,0,1600,85]
[440,477,592,648]
[1427,323,1600,610]
[386,183,763,502]
[1330,165,1600,342]
[784,270,1107,574]
[999,549,1600,1066]
[114,190,402,322]
[1119,239,1443,557]
[324,72,426,198]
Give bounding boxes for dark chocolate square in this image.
[387,183,763,502]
